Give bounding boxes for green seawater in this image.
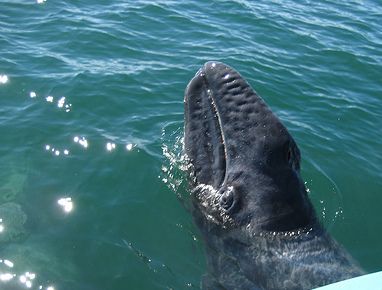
[0,1,381,289]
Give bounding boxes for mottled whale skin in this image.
[183,62,364,290]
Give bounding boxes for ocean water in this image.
[0,1,381,289]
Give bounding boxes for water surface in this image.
[0,1,381,289]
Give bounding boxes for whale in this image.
[183,62,364,290]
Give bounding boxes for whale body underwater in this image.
[183,62,364,290]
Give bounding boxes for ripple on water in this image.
[0,202,28,243]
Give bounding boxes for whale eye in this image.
[219,187,239,214]
[221,193,233,210]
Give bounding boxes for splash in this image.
[161,126,192,206]
[303,159,344,231]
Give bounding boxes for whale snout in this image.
[185,61,293,186]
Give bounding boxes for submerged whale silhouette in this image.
[183,62,363,290]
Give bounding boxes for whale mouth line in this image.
[201,71,228,188]
[184,64,231,188]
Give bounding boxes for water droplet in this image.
[57,96,66,108]
[106,142,116,151]
[0,273,14,281]
[0,75,8,84]
[4,260,14,268]
[126,143,134,151]
[57,197,73,213]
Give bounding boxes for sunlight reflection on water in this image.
[0,258,56,289]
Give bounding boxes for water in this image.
[0,1,381,289]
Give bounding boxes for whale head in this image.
[184,62,316,238]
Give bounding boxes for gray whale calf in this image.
[183,62,363,290]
